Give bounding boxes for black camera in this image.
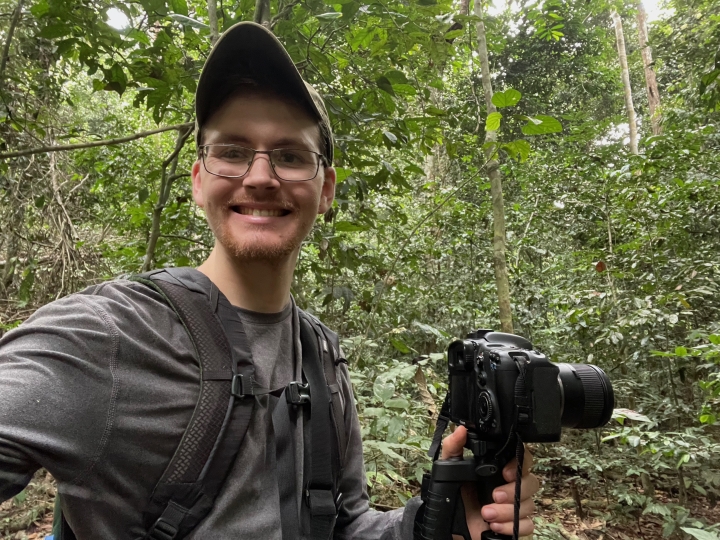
[415,330,615,540]
[448,329,614,443]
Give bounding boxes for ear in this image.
[191,160,205,208]
[318,166,336,214]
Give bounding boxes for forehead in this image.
[202,92,321,150]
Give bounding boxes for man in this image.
[0,22,538,539]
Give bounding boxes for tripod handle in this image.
[414,470,469,540]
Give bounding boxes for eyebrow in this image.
[205,133,315,150]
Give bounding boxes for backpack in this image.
[52,267,348,540]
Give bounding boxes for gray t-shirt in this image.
[0,276,419,539]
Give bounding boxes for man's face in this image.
[192,93,336,263]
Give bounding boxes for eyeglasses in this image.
[199,144,325,182]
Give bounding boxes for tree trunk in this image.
[636,1,661,135]
[253,0,271,27]
[142,126,194,272]
[0,0,25,89]
[612,11,639,154]
[475,0,514,334]
[207,0,220,45]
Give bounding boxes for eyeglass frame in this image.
[198,143,328,182]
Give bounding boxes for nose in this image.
[243,153,280,190]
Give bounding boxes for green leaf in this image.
[376,76,395,96]
[373,379,395,401]
[680,528,719,540]
[521,115,563,135]
[674,346,688,356]
[39,24,72,39]
[171,0,189,16]
[168,14,209,29]
[335,167,352,183]
[316,12,343,20]
[502,140,531,162]
[12,489,28,505]
[612,408,651,423]
[385,398,410,409]
[138,187,149,204]
[413,321,449,339]
[392,83,417,96]
[426,105,447,116]
[444,29,464,40]
[491,88,522,108]
[513,139,531,161]
[384,70,409,85]
[124,28,150,46]
[389,337,411,354]
[335,221,367,232]
[31,0,49,17]
[383,131,398,144]
[485,112,502,131]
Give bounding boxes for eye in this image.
[274,149,315,167]
[212,146,252,161]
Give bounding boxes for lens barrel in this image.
[558,363,614,429]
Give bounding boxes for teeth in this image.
[238,207,285,217]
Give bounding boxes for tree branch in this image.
[0,122,195,160]
[207,0,219,45]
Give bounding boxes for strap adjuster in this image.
[231,374,247,397]
[307,488,338,516]
[147,517,179,540]
[286,381,311,405]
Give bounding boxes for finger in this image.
[491,473,540,504]
[481,497,536,524]
[461,483,489,540]
[502,447,534,482]
[441,426,468,460]
[488,517,535,537]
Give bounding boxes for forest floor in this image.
[1,470,718,539]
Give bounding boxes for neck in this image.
[197,245,297,313]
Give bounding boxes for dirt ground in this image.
[1,471,718,539]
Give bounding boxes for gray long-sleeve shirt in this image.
[0,277,420,539]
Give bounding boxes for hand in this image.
[442,426,539,540]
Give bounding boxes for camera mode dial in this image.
[478,390,494,431]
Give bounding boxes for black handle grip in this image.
[476,459,513,540]
[415,472,466,540]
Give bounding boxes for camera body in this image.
[415,329,614,540]
[448,329,563,443]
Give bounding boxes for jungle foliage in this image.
[0,0,719,536]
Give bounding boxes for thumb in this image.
[441,425,468,460]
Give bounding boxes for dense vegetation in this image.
[0,0,718,537]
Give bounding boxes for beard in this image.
[204,197,314,263]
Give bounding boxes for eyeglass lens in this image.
[203,145,320,181]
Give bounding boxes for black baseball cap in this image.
[195,21,334,165]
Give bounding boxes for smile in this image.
[232,206,290,217]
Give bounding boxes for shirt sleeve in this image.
[333,362,422,540]
[0,292,120,502]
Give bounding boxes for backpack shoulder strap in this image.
[297,311,340,540]
[298,310,348,470]
[130,268,260,540]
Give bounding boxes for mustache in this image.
[226,198,296,211]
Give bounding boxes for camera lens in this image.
[558,363,614,429]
